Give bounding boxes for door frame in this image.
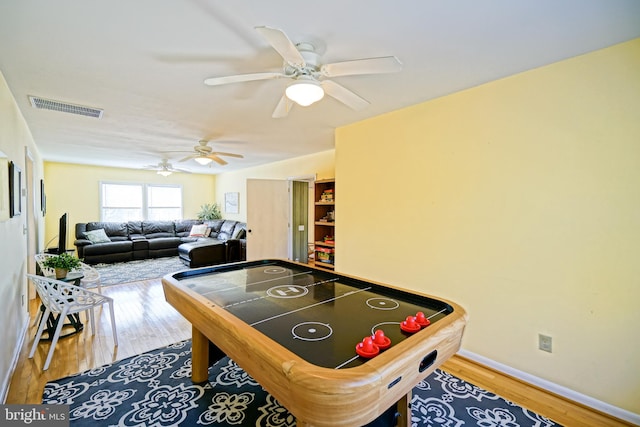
[25,147,37,302]
[287,175,315,262]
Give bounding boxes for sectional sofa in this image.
[74,219,246,266]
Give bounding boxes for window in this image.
[148,185,182,220]
[100,182,182,222]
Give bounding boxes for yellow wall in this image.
[336,39,640,413]
[43,150,335,249]
[215,149,335,222]
[43,162,216,248]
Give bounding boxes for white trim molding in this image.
[1,316,29,403]
[459,349,640,425]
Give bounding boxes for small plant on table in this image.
[42,253,82,279]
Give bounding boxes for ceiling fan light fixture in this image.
[194,156,213,166]
[285,78,324,107]
[157,170,172,177]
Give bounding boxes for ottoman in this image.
[178,240,227,268]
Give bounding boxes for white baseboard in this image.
[1,317,29,403]
[458,349,640,426]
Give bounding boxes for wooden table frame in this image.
[163,263,467,427]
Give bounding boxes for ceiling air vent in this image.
[28,96,103,119]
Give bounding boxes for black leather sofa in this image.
[74,219,246,265]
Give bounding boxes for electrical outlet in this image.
[538,334,553,353]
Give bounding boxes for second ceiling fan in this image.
[169,140,244,166]
[203,26,402,118]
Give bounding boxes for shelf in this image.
[314,261,335,270]
[314,178,335,270]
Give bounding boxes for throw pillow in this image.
[232,227,246,239]
[83,228,111,244]
[189,224,208,237]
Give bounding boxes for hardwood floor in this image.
[6,278,191,404]
[6,278,634,426]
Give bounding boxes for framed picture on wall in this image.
[0,156,9,221]
[225,192,239,214]
[9,161,21,217]
[40,179,46,215]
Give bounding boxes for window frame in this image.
[99,181,183,222]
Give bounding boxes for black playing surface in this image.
[172,260,453,369]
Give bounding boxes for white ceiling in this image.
[1,0,639,175]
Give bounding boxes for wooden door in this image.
[246,179,289,260]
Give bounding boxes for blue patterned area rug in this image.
[43,341,562,427]
[93,257,189,286]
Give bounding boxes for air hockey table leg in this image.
[191,326,209,383]
[396,391,411,427]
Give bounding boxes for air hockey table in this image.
[162,259,467,427]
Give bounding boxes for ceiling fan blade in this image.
[178,154,197,162]
[208,155,228,166]
[321,80,370,111]
[255,26,305,68]
[204,72,285,86]
[211,152,244,158]
[272,95,292,118]
[320,56,402,77]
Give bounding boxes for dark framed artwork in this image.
[40,179,46,215]
[9,161,21,217]
[0,157,8,221]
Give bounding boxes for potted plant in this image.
[197,203,222,220]
[42,252,82,279]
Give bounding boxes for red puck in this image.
[415,311,431,328]
[400,315,421,333]
[356,336,380,358]
[372,329,391,350]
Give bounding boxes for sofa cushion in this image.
[127,221,143,235]
[174,219,202,237]
[231,223,247,239]
[180,236,200,243]
[87,222,129,241]
[83,240,133,256]
[83,228,111,244]
[217,220,238,241]
[148,237,182,250]
[204,219,225,234]
[142,221,175,238]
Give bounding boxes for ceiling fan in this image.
[143,159,191,176]
[168,140,244,166]
[203,26,402,118]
